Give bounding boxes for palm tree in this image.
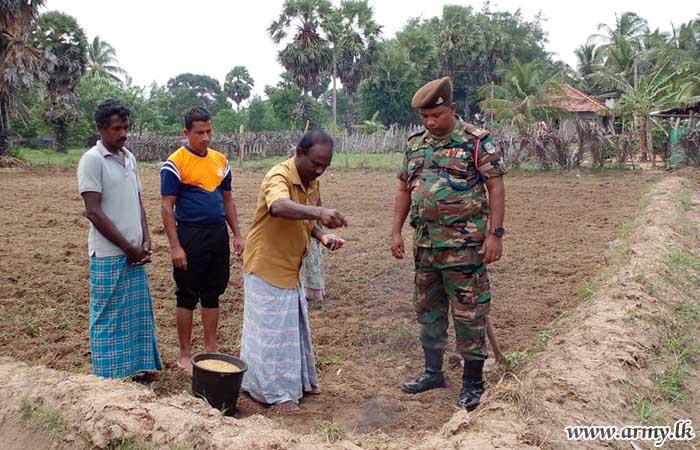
[598,63,691,160]
[603,34,639,82]
[0,0,47,155]
[591,11,649,47]
[33,11,88,152]
[671,17,700,57]
[588,12,649,86]
[224,66,254,112]
[87,35,126,83]
[332,0,381,128]
[574,43,598,78]
[669,18,700,98]
[477,60,563,129]
[269,0,334,125]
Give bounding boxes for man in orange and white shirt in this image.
[161,106,244,375]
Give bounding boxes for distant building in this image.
[546,84,607,120]
[543,85,610,136]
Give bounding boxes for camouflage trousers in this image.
[413,246,491,361]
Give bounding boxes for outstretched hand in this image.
[320,233,345,251]
[318,208,348,229]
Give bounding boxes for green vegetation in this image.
[317,419,345,444]
[238,152,404,171]
[18,147,86,165]
[576,278,597,301]
[628,185,700,425]
[316,352,348,368]
[107,437,190,450]
[504,351,527,369]
[3,1,699,171]
[14,147,404,170]
[19,398,66,443]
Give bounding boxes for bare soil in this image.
[0,166,656,437]
[0,416,53,450]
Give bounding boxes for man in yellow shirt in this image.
[240,130,346,412]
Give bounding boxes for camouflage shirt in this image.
[398,118,506,249]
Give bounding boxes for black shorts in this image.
[174,222,230,309]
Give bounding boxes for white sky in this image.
[43,0,698,101]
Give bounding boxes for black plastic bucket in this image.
[191,353,248,415]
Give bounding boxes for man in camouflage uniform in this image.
[391,77,506,411]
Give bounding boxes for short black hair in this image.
[95,99,130,128]
[185,106,211,130]
[297,130,334,154]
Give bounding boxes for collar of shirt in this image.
[184,144,208,157]
[97,140,134,161]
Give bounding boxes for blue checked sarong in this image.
[240,273,319,405]
[89,255,162,378]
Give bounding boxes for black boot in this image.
[402,348,447,394]
[459,359,485,411]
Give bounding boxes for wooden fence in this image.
[126,124,423,162]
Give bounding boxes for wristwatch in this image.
[490,227,505,238]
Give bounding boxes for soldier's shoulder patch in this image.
[463,122,490,139]
[408,130,425,141]
[406,147,426,161]
[407,129,426,142]
[406,129,427,151]
[482,140,497,154]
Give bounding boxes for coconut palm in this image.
[0,0,47,155]
[591,12,649,48]
[671,17,700,57]
[574,43,599,78]
[588,12,649,86]
[224,66,254,112]
[668,18,700,98]
[33,11,88,152]
[478,60,563,128]
[87,35,126,83]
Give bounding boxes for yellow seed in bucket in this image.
[196,359,242,373]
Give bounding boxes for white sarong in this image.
[240,273,319,405]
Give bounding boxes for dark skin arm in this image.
[161,195,187,270]
[222,190,244,256]
[391,180,411,259]
[311,224,345,251]
[308,196,345,250]
[479,176,505,264]
[138,194,152,263]
[269,199,348,229]
[81,191,149,264]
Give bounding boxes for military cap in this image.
[411,77,453,109]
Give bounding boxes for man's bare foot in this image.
[273,401,300,413]
[305,387,321,395]
[177,353,193,376]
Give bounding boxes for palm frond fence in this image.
[126,125,423,162]
[92,120,642,170]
